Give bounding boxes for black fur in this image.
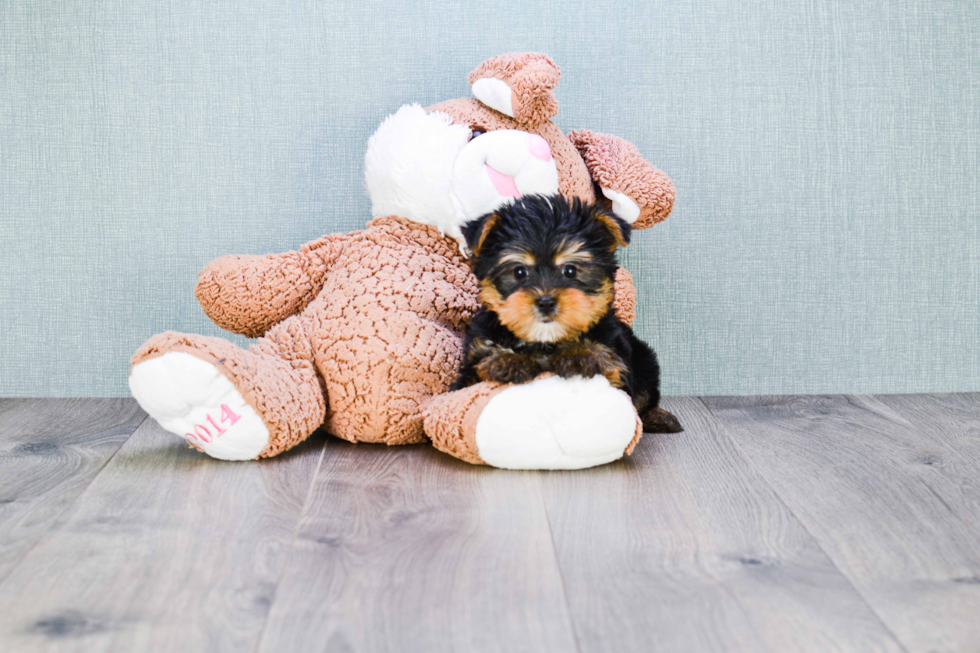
[452,195,679,432]
[461,194,629,293]
[453,308,661,408]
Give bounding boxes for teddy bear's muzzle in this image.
[451,129,559,222]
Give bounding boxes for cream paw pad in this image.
[473,375,639,470]
[129,352,269,461]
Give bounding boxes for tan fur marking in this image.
[495,289,543,342]
[472,213,500,256]
[466,337,499,364]
[553,279,613,336]
[605,366,622,387]
[485,280,613,344]
[475,349,542,385]
[499,250,536,267]
[595,212,628,251]
[550,340,629,388]
[478,279,504,311]
[554,240,593,267]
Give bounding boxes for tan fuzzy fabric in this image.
[468,52,561,125]
[423,382,507,465]
[195,234,347,338]
[613,267,637,327]
[625,415,644,456]
[568,129,676,230]
[135,216,480,456]
[297,216,480,445]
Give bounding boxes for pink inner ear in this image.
[486,164,521,198]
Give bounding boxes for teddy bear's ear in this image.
[469,53,560,125]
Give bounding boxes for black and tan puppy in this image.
[452,194,682,434]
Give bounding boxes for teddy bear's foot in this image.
[129,351,270,460]
[425,375,642,470]
[130,325,327,460]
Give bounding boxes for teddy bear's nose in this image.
[526,133,552,162]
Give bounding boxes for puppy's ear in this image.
[462,213,500,257]
[595,210,632,250]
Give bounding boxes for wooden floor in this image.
[0,395,978,652]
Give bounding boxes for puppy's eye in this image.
[514,266,529,281]
[561,264,578,279]
[469,128,486,140]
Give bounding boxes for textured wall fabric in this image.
[1,0,978,397]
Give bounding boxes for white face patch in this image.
[524,320,569,343]
[363,105,559,254]
[451,129,559,225]
[364,104,471,236]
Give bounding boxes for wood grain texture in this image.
[0,418,325,653]
[2,395,977,652]
[542,397,904,653]
[255,438,578,653]
[704,394,980,653]
[0,398,146,583]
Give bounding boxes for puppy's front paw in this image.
[476,352,541,385]
[551,342,628,388]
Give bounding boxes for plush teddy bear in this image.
[129,52,675,468]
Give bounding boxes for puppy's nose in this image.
[535,295,557,315]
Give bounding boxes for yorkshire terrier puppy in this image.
[452,194,682,434]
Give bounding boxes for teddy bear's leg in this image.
[129,316,326,460]
[319,311,463,446]
[424,375,643,470]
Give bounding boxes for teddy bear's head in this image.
[364,52,658,252]
[364,103,560,251]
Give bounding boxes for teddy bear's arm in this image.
[194,233,347,338]
[613,267,637,327]
[569,130,675,230]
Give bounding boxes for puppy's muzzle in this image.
[535,294,558,318]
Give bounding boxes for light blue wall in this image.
[1,0,978,397]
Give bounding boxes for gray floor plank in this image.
[0,417,325,653]
[0,398,146,583]
[704,394,980,653]
[542,397,905,653]
[255,438,578,653]
[875,393,980,461]
[4,394,975,651]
